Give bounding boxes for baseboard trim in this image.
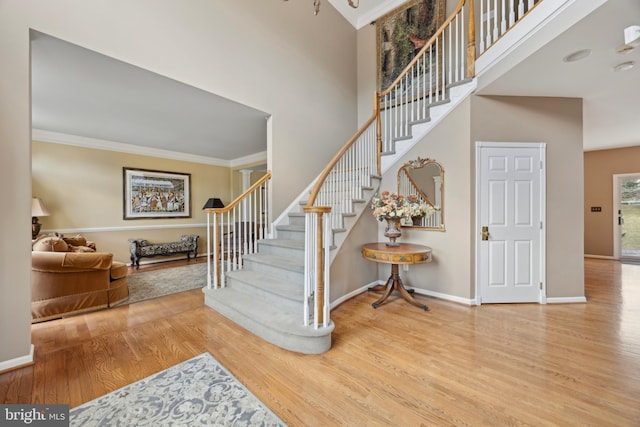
[546,296,587,304]
[0,344,34,374]
[413,288,475,306]
[585,254,617,260]
[330,281,475,309]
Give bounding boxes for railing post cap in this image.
[304,206,332,214]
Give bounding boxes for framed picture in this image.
[123,167,191,219]
[376,0,446,91]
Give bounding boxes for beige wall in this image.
[584,146,640,257]
[375,98,474,300]
[338,94,585,301]
[32,140,230,263]
[471,95,585,299]
[1,0,357,366]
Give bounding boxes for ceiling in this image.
[475,0,640,151]
[31,1,640,162]
[31,31,269,164]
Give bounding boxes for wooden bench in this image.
[128,235,199,269]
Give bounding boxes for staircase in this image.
[204,0,544,354]
[203,172,381,354]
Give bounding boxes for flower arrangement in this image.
[370,191,409,221]
[370,191,435,222]
[406,194,435,219]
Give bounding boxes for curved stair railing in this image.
[204,172,271,289]
[204,0,544,334]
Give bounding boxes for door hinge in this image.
[540,161,544,170]
[539,282,543,290]
[540,221,543,230]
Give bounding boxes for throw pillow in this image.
[68,245,96,253]
[32,236,69,252]
[62,234,87,247]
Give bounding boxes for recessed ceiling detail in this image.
[562,49,592,63]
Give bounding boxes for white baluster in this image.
[509,0,515,26]
[480,0,486,52]
[493,0,499,41]
[460,7,466,80]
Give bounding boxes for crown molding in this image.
[229,151,267,168]
[32,129,265,167]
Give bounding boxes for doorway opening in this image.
[614,173,640,263]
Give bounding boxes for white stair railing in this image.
[479,0,541,53]
[204,172,271,289]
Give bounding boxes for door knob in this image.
[482,226,490,241]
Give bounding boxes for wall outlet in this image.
[591,206,602,212]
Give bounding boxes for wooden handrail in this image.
[378,0,468,98]
[304,113,377,209]
[204,171,271,214]
[305,0,474,211]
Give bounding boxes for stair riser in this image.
[225,276,302,313]
[203,290,332,355]
[242,259,304,283]
[276,228,305,241]
[258,244,305,262]
[288,214,305,227]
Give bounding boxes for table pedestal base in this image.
[368,264,429,311]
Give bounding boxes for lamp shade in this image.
[202,198,224,209]
[32,198,50,217]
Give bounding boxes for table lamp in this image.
[202,198,225,209]
[32,197,50,239]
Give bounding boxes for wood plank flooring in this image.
[2,258,639,425]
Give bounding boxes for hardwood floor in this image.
[2,258,639,425]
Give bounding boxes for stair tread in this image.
[226,270,304,300]
[204,287,332,338]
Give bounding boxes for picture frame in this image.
[123,167,191,219]
[376,0,446,91]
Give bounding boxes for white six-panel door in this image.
[476,142,546,304]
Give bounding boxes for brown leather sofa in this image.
[31,235,129,323]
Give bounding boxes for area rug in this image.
[69,352,286,426]
[124,262,208,305]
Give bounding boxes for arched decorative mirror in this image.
[397,157,444,230]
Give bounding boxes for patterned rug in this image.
[69,352,286,426]
[124,262,208,305]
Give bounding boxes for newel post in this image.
[303,205,332,327]
[374,92,382,176]
[467,0,476,78]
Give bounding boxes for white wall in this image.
[0,0,357,367]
